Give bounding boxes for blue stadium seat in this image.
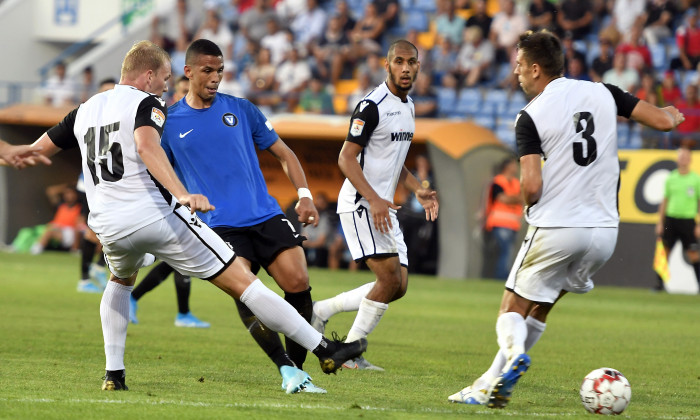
[413,0,437,12]
[506,91,527,115]
[681,70,698,92]
[472,114,496,130]
[617,123,630,147]
[495,117,516,148]
[483,89,510,116]
[436,87,458,118]
[399,0,413,8]
[585,42,600,67]
[650,43,667,73]
[404,10,429,32]
[454,88,483,117]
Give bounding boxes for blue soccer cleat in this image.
[89,264,108,289]
[174,312,210,328]
[129,295,139,324]
[488,353,531,409]
[77,280,103,294]
[280,366,311,394]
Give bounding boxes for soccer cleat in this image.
[175,312,210,328]
[77,280,102,294]
[129,295,139,324]
[102,370,128,391]
[342,356,384,371]
[488,353,531,409]
[300,381,327,393]
[310,302,328,334]
[89,264,108,289]
[280,365,311,394]
[315,334,368,375]
[448,385,489,404]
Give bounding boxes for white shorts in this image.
[506,225,618,303]
[98,205,235,280]
[339,206,408,266]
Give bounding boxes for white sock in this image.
[100,281,132,371]
[314,281,375,321]
[496,312,527,362]
[479,316,546,387]
[240,279,322,351]
[524,316,546,351]
[345,297,388,342]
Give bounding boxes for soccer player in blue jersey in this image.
[161,39,325,393]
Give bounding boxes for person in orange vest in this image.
[484,157,524,280]
[30,184,83,255]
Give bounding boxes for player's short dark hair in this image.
[387,39,418,60]
[186,39,223,65]
[98,77,116,86]
[517,30,564,78]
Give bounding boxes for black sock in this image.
[174,272,191,314]
[234,298,293,369]
[283,287,313,369]
[132,262,173,301]
[311,336,336,358]
[80,237,96,279]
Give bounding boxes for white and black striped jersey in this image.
[337,82,415,213]
[47,84,174,240]
[515,77,639,228]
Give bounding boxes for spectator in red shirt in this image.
[671,7,700,70]
[660,70,683,105]
[674,83,700,147]
[616,24,652,73]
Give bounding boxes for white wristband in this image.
[297,187,313,200]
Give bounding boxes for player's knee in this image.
[278,271,309,293]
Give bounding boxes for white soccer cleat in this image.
[448,385,489,405]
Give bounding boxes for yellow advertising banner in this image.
[618,149,700,224]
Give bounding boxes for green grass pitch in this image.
[1,252,699,419]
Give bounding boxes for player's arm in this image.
[398,165,439,221]
[515,110,543,206]
[0,140,53,169]
[340,99,397,233]
[134,96,213,214]
[603,83,684,131]
[134,126,213,214]
[266,138,319,227]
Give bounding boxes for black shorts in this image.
[662,217,698,252]
[213,214,305,274]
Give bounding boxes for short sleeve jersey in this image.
[161,93,282,227]
[46,84,173,240]
[664,170,700,219]
[515,78,639,227]
[337,82,415,213]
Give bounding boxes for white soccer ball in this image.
[580,368,631,415]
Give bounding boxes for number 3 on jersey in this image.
[572,112,597,166]
[84,122,124,184]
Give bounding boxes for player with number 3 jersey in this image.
[448,30,685,409]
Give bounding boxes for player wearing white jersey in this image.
[448,30,685,409]
[19,40,366,392]
[311,40,439,370]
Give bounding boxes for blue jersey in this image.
[161,94,282,227]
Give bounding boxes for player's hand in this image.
[3,145,52,169]
[694,224,700,240]
[295,197,319,227]
[416,188,439,221]
[663,106,685,129]
[655,222,663,237]
[369,197,400,233]
[178,194,215,214]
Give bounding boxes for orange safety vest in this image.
[485,174,522,232]
[50,203,82,228]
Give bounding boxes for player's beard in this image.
[390,71,416,93]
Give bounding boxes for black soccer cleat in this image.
[102,370,128,391]
[313,334,368,375]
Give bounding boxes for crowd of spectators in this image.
[38,0,700,150]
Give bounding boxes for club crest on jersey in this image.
[150,107,165,127]
[222,113,238,127]
[350,118,365,136]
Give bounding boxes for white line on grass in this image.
[2,397,696,419]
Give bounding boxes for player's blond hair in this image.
[121,41,170,78]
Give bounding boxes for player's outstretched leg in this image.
[280,365,327,394]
